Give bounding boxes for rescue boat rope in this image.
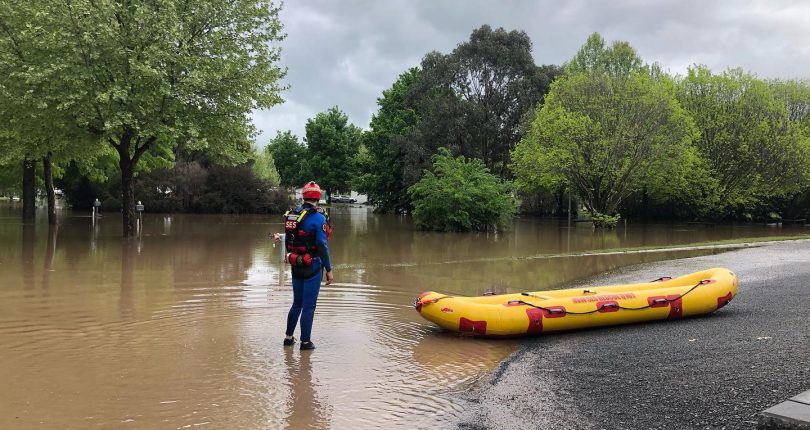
[414,295,453,307]
[520,292,553,300]
[415,279,712,312]
[514,280,709,315]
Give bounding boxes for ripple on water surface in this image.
[0,277,515,429]
[231,282,514,429]
[5,208,799,428]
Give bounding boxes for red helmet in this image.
[302,181,322,200]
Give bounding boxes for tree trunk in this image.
[119,238,136,317]
[641,186,649,221]
[22,159,36,222]
[120,157,137,237]
[43,154,57,225]
[554,186,565,218]
[112,129,153,237]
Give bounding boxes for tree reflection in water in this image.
[119,238,136,319]
[41,224,58,290]
[2,204,809,428]
[22,223,35,290]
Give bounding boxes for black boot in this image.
[283,336,295,346]
[300,340,315,350]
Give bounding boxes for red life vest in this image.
[283,207,331,267]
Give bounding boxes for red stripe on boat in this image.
[459,317,487,334]
[716,292,732,309]
[667,295,683,319]
[526,308,543,334]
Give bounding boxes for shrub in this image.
[591,212,621,229]
[408,149,517,232]
[135,162,292,214]
[63,159,293,215]
[202,165,278,214]
[195,191,226,213]
[100,197,122,212]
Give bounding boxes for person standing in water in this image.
[273,181,333,350]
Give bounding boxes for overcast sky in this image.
[251,0,810,146]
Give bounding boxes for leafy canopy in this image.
[357,68,421,212]
[0,0,98,168]
[1,0,287,235]
[565,32,645,78]
[677,66,810,214]
[304,106,361,196]
[267,131,308,187]
[513,34,696,218]
[250,145,281,187]
[8,0,286,159]
[400,25,560,187]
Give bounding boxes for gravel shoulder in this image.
[456,240,810,430]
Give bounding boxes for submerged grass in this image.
[587,234,810,256]
[334,234,810,270]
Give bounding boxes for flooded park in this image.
[0,201,807,429]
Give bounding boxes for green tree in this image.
[304,107,361,200]
[0,1,101,224]
[133,161,289,214]
[55,149,121,211]
[770,78,810,169]
[250,145,281,187]
[0,160,21,197]
[408,149,516,232]
[566,32,644,78]
[619,144,721,220]
[769,79,810,217]
[513,39,695,222]
[358,68,420,212]
[267,131,308,187]
[195,164,288,214]
[0,0,41,221]
[769,78,810,127]
[2,0,286,236]
[677,67,810,216]
[403,25,560,185]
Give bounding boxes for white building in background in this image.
[293,188,368,205]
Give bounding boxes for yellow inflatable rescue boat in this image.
[414,268,738,337]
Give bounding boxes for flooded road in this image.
[0,202,807,429]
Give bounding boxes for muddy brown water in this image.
[0,202,807,429]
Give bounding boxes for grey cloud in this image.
[252,0,810,146]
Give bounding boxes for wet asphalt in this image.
[455,240,810,430]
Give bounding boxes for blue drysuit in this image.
[285,203,331,342]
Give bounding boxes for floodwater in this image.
[0,202,807,429]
